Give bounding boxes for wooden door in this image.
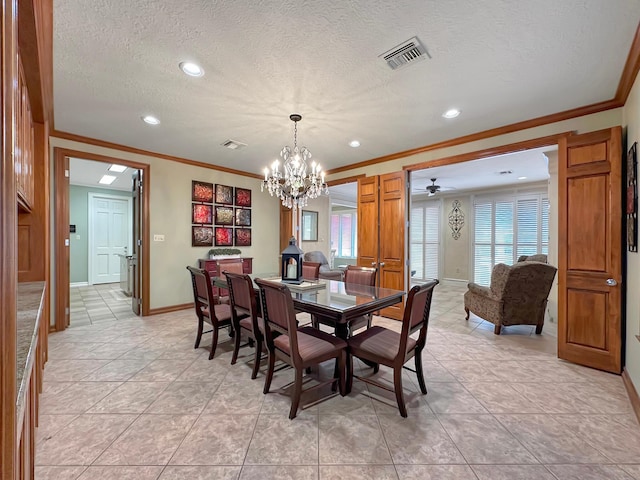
[558,127,622,373]
[132,170,142,315]
[357,176,379,270]
[280,203,293,252]
[54,153,70,330]
[357,173,406,320]
[379,172,406,319]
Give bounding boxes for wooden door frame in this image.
[87,192,133,286]
[53,147,151,330]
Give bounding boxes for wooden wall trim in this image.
[326,99,618,176]
[53,149,69,331]
[403,132,574,172]
[147,303,193,316]
[51,129,264,180]
[327,174,365,186]
[615,21,640,105]
[53,147,153,327]
[1,0,18,477]
[622,368,640,425]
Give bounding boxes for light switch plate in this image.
[153,234,165,242]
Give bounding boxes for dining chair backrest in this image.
[254,278,300,359]
[186,266,215,313]
[225,271,258,318]
[399,279,439,355]
[302,261,321,280]
[344,265,377,286]
[217,258,244,275]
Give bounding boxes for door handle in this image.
[378,262,385,267]
[606,278,617,286]
[371,262,377,267]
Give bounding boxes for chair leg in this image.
[289,368,304,420]
[393,366,407,418]
[373,362,380,374]
[263,350,275,394]
[209,326,219,360]
[251,339,262,380]
[311,314,319,330]
[535,319,544,334]
[494,324,502,335]
[230,326,242,365]
[346,354,354,394]
[414,350,428,395]
[366,314,372,329]
[194,317,203,349]
[338,351,346,396]
[464,307,470,321]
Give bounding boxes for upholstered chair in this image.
[215,259,244,304]
[225,272,264,379]
[464,261,557,335]
[517,254,548,263]
[186,266,233,359]
[348,280,438,417]
[255,278,347,419]
[301,261,321,281]
[302,251,344,281]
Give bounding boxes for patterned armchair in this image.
[302,251,344,281]
[463,261,557,335]
[517,254,548,263]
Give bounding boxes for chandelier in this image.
[261,114,328,210]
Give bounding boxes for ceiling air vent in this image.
[380,36,430,71]
[220,139,247,150]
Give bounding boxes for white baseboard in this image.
[70,282,89,288]
[440,278,469,287]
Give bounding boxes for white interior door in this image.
[89,193,132,285]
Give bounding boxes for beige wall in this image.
[623,74,640,393]
[299,194,330,256]
[49,137,281,311]
[440,195,471,281]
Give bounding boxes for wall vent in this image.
[221,139,247,150]
[380,36,430,71]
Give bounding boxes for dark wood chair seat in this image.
[256,278,347,419]
[348,279,438,417]
[186,266,234,360]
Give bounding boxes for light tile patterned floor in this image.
[36,284,640,479]
[70,283,137,327]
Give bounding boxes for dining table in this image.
[212,275,405,391]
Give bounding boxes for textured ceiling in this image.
[54,1,640,176]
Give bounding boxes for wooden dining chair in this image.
[313,265,377,335]
[225,271,264,379]
[302,261,321,281]
[255,278,347,419]
[347,279,439,417]
[216,259,244,304]
[186,266,233,360]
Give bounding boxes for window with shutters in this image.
[330,210,357,258]
[410,200,440,281]
[473,192,549,285]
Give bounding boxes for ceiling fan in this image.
[426,178,455,196]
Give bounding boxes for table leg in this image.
[334,322,351,395]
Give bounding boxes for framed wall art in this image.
[235,208,251,227]
[301,210,318,241]
[235,187,252,207]
[215,206,234,225]
[215,227,234,246]
[192,226,214,247]
[192,204,213,224]
[627,142,637,252]
[192,180,214,203]
[215,184,233,205]
[235,228,252,246]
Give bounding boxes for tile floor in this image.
[36,284,640,479]
[70,283,138,326]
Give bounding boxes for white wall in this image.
[50,137,281,311]
[623,74,640,393]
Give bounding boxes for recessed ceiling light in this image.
[349,140,360,148]
[99,175,117,185]
[179,62,204,77]
[142,115,160,125]
[518,176,528,180]
[442,108,460,119]
[108,164,127,173]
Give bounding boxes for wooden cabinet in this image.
[198,257,253,298]
[16,59,35,211]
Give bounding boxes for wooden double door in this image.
[357,172,406,320]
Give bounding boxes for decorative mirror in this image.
[301,210,318,241]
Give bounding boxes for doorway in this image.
[54,148,151,330]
